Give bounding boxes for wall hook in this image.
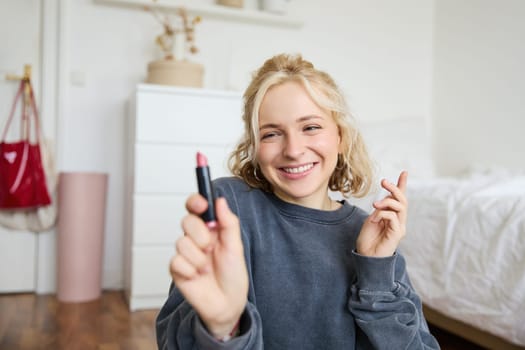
[5,64,32,81]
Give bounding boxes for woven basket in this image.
[146,60,204,88]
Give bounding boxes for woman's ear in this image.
[337,126,344,153]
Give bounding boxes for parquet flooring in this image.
[0,290,484,349]
[0,291,157,350]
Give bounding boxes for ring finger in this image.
[176,236,210,272]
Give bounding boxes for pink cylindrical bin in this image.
[57,172,108,303]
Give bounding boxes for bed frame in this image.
[423,305,525,350]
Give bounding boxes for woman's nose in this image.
[282,133,305,158]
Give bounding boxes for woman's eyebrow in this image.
[259,115,323,131]
[259,122,280,131]
[297,115,323,122]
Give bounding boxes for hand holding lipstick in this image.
[169,154,249,340]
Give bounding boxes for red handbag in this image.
[0,78,52,209]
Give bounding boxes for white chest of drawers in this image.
[124,84,243,310]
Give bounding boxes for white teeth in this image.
[283,163,314,174]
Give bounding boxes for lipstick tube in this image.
[196,152,217,229]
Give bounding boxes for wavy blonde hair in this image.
[228,53,373,198]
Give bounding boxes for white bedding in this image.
[400,172,525,346]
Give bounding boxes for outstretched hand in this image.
[170,194,248,338]
[357,171,408,258]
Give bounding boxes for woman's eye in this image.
[304,125,321,132]
[261,131,279,140]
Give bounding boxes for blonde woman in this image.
[156,53,439,349]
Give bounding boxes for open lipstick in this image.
[196,152,217,229]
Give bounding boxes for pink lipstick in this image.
[196,152,217,229]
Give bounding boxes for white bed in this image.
[400,171,525,348]
[355,117,525,348]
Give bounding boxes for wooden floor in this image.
[0,290,486,350]
[0,291,157,350]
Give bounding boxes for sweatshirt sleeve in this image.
[155,284,264,349]
[348,251,440,349]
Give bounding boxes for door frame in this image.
[34,0,66,294]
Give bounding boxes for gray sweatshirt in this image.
[156,177,440,349]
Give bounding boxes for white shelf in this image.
[94,0,303,28]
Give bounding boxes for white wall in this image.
[47,0,434,291]
[432,0,525,176]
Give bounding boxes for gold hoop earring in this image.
[254,166,263,181]
[335,154,345,170]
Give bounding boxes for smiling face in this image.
[256,81,342,210]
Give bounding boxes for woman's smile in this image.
[280,162,316,176]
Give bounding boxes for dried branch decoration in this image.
[145,4,202,60]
